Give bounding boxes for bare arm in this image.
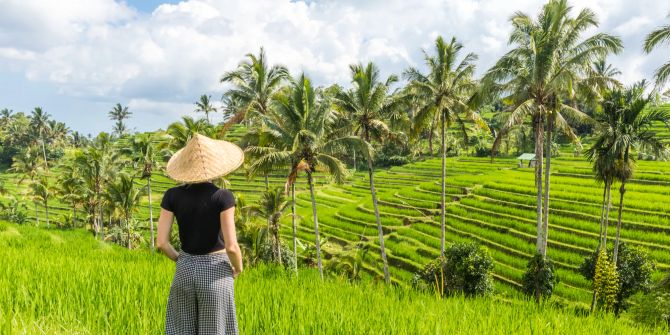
[220,207,243,277]
[157,208,179,262]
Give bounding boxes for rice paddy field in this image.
[0,222,665,334]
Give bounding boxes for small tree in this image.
[592,250,620,312]
[522,253,560,302]
[413,242,493,297]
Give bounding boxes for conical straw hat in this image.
[166,134,244,183]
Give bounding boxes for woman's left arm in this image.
[157,208,179,262]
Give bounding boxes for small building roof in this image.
[517,153,536,161]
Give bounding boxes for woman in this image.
[157,133,244,335]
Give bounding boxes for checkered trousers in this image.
[165,251,238,335]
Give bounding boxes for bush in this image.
[579,243,654,313]
[629,275,670,329]
[522,253,559,301]
[412,242,493,297]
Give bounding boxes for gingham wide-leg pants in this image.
[165,251,238,335]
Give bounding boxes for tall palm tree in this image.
[220,47,289,131]
[29,107,51,171]
[29,174,50,227]
[334,62,399,284]
[484,0,622,258]
[57,158,85,228]
[75,133,119,239]
[247,187,290,263]
[108,103,132,137]
[106,173,144,249]
[10,147,42,225]
[404,36,487,254]
[608,83,670,264]
[125,133,164,249]
[643,15,670,89]
[166,116,216,151]
[194,94,218,123]
[245,74,348,278]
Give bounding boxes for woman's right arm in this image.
[220,207,243,277]
[157,208,179,262]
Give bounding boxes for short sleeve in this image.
[160,188,174,212]
[214,189,236,212]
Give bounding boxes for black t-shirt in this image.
[160,182,236,255]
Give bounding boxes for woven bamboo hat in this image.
[166,134,244,183]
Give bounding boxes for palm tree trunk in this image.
[534,114,545,257]
[40,138,49,171]
[72,203,77,228]
[367,156,390,284]
[44,198,50,227]
[440,111,446,255]
[264,174,269,190]
[306,171,323,279]
[542,116,553,252]
[276,222,282,265]
[353,150,356,171]
[34,202,40,226]
[603,183,612,246]
[613,180,626,265]
[291,183,298,275]
[596,182,608,251]
[148,178,155,250]
[126,216,131,249]
[428,117,435,156]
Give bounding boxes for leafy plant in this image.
[522,253,560,302]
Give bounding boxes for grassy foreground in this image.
[0,222,665,334]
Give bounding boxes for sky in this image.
[1,0,669,135]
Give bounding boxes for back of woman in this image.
[156,134,244,335]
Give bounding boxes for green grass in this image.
[0,222,665,334]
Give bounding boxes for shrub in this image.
[580,243,654,313]
[412,242,493,297]
[593,250,619,311]
[629,275,670,329]
[522,253,560,302]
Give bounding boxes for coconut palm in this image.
[29,174,50,227]
[403,36,487,254]
[484,0,622,258]
[125,133,164,249]
[56,158,85,228]
[29,107,51,171]
[10,147,42,225]
[166,116,216,151]
[245,73,348,278]
[247,187,290,263]
[108,103,132,137]
[106,173,144,249]
[75,133,119,238]
[334,62,400,284]
[608,83,670,264]
[643,15,670,89]
[194,94,218,123]
[220,47,289,130]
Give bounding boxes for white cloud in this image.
[0,0,669,133]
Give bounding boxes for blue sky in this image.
[1,0,668,135]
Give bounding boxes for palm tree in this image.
[220,47,289,131]
[247,187,290,263]
[643,15,670,89]
[334,62,399,284]
[106,173,144,249]
[404,36,487,254]
[29,174,50,227]
[245,73,349,278]
[194,94,218,123]
[29,107,51,171]
[10,147,42,225]
[108,103,132,137]
[484,0,622,258]
[75,133,119,239]
[125,133,164,249]
[166,116,216,151]
[57,158,85,228]
[609,83,670,264]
